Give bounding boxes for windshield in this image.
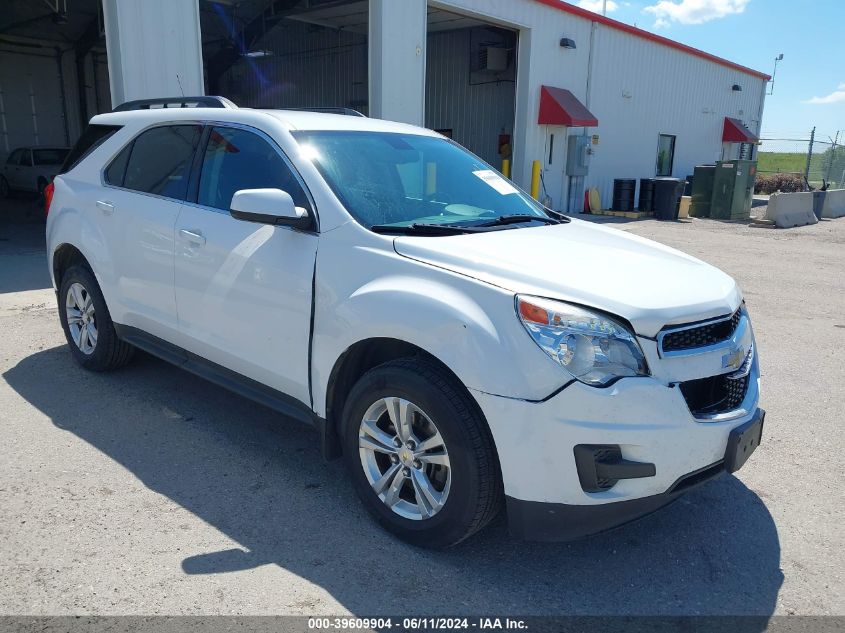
[292,131,549,229]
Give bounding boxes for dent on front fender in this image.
[310,247,569,418]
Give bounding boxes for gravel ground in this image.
[0,194,842,617]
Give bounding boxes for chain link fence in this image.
[758,128,843,192]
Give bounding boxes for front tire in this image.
[58,265,134,371]
[342,358,503,548]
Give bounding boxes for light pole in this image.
[767,54,783,96]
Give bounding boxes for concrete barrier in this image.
[764,192,818,228]
[821,189,845,219]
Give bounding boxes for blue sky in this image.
[573,0,845,151]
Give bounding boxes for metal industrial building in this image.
[0,0,769,212]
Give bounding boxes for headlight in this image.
[516,295,649,387]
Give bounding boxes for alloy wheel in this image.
[65,282,98,355]
[358,397,451,521]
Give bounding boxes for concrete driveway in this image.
[0,195,842,617]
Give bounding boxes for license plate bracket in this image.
[724,409,765,473]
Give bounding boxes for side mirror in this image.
[230,188,310,228]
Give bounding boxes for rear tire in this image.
[342,357,503,548]
[58,264,134,371]
[0,176,9,199]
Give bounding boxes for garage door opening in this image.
[201,0,369,114]
[425,7,517,171]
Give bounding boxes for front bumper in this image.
[471,349,762,541]
[507,409,763,541]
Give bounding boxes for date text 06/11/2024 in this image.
[307,617,528,630]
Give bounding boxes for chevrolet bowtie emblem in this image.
[722,346,745,370]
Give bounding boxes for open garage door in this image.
[202,0,369,114]
[425,7,517,171]
[0,0,108,163]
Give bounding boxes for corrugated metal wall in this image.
[437,0,766,211]
[0,41,111,163]
[219,23,368,111]
[425,28,516,167]
[584,23,765,208]
[0,47,70,161]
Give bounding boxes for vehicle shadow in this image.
[3,346,784,616]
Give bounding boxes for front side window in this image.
[123,125,202,200]
[20,150,33,167]
[656,134,676,177]
[198,127,310,212]
[8,149,25,166]
[292,131,547,228]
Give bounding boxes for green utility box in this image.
[690,165,716,217]
[710,159,757,220]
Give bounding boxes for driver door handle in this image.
[179,228,206,246]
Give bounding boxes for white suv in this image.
[46,97,763,547]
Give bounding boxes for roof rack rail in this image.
[112,96,238,112]
[281,107,367,117]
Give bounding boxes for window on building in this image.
[198,127,310,212]
[656,134,676,177]
[123,125,202,200]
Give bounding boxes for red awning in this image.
[723,117,759,143]
[538,85,598,127]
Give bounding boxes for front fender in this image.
[311,241,568,418]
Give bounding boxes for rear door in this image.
[174,124,318,404]
[101,123,203,341]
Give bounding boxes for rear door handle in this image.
[96,200,114,215]
[179,228,206,246]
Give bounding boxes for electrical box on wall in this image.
[566,135,591,176]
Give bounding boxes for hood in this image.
[392,219,741,337]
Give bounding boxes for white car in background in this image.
[44,97,763,547]
[1,146,70,198]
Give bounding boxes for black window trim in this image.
[100,120,205,204]
[183,120,320,234]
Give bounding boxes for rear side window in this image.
[197,126,310,211]
[123,125,202,200]
[60,124,122,175]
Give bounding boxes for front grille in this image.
[680,373,749,416]
[661,308,742,353]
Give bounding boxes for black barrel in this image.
[612,178,636,211]
[639,178,655,212]
[653,177,684,220]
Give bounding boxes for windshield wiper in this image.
[370,223,482,235]
[472,214,562,228]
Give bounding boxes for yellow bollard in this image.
[502,159,511,179]
[425,162,437,196]
[530,160,541,200]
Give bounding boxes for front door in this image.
[174,125,317,405]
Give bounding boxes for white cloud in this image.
[577,0,620,13]
[643,0,750,28]
[803,83,845,105]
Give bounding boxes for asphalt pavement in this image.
[0,194,842,617]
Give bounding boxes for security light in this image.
[559,38,576,49]
[732,84,742,91]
